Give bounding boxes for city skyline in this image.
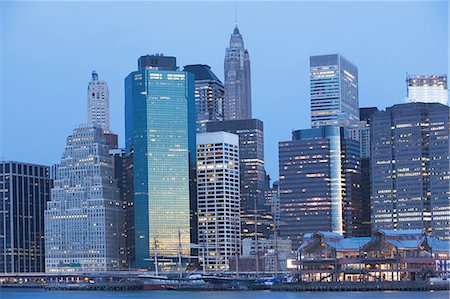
[1,1,447,179]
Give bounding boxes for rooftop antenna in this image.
[234,1,238,27]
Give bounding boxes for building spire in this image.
[234,1,238,27]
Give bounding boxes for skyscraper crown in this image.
[229,25,244,48]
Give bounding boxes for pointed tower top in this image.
[91,70,98,81]
[233,25,240,35]
[229,24,244,48]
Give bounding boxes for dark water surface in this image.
[0,289,449,299]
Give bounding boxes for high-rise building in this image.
[109,148,133,268]
[310,54,359,127]
[278,126,362,248]
[125,54,196,269]
[87,71,110,132]
[45,72,125,273]
[347,121,370,159]
[196,132,240,270]
[224,25,252,120]
[406,75,448,106]
[355,107,379,237]
[183,64,224,133]
[0,162,51,273]
[45,125,125,273]
[264,181,280,234]
[371,102,450,240]
[207,119,272,241]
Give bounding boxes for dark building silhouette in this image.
[0,161,51,273]
[183,64,224,133]
[358,107,379,237]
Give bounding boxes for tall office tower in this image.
[310,54,359,127]
[125,54,196,269]
[109,148,133,268]
[207,119,272,241]
[264,181,280,234]
[197,132,240,270]
[110,149,135,267]
[183,65,224,133]
[347,121,370,158]
[224,25,252,120]
[406,75,448,105]
[0,162,51,273]
[354,107,379,237]
[278,126,362,248]
[371,102,450,240]
[87,71,110,132]
[45,125,125,273]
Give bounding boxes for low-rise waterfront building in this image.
[235,237,293,272]
[295,229,450,282]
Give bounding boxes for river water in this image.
[0,289,449,299]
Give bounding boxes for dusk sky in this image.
[1,1,448,179]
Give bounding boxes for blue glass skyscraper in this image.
[310,54,359,127]
[125,54,196,269]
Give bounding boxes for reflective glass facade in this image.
[0,162,51,273]
[310,54,359,127]
[407,74,448,105]
[371,103,450,240]
[125,57,195,269]
[278,126,362,248]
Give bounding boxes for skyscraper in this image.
[45,125,125,273]
[88,71,110,132]
[125,54,196,269]
[0,162,51,273]
[45,72,124,273]
[355,107,379,237]
[278,126,362,247]
[310,54,359,127]
[371,102,450,240]
[110,148,134,268]
[207,119,272,241]
[264,180,280,234]
[196,132,240,270]
[183,64,224,133]
[224,25,252,120]
[406,75,448,105]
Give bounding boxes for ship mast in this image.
[178,228,182,277]
[153,238,159,276]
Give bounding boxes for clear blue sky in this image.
[1,1,448,179]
